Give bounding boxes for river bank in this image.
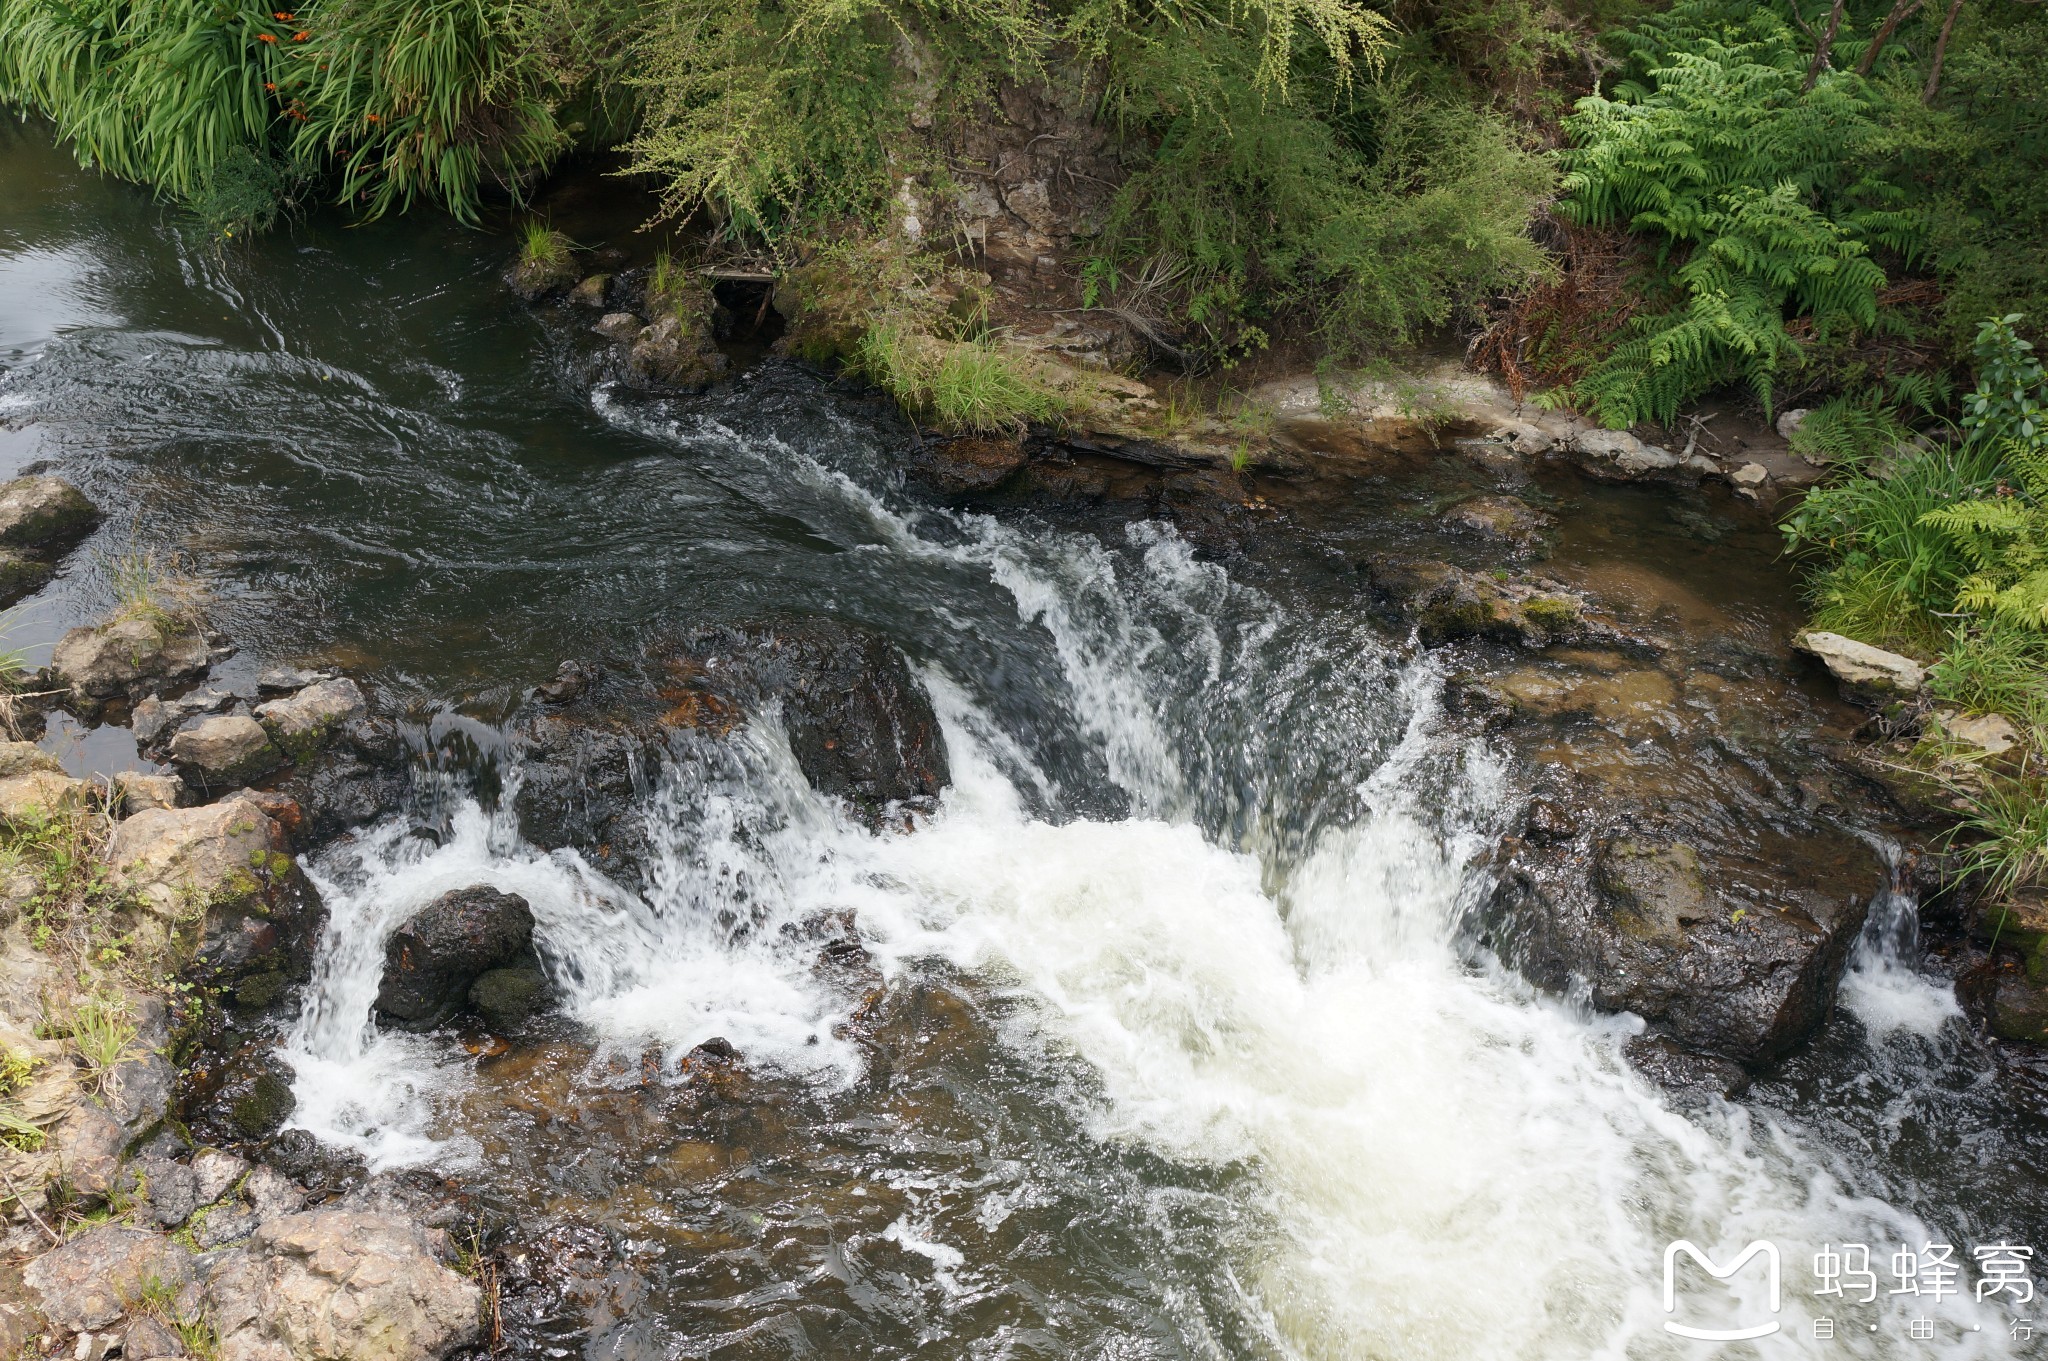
[4,122,2047,1360]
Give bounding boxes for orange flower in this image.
[293,30,308,39]
[273,10,293,17]
[256,31,276,42]
[365,113,380,122]
[264,81,276,91]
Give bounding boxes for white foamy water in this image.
[283,457,2017,1358]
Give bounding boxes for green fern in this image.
[1557,3,1918,428]
[1921,438,2048,631]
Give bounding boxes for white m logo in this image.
[1663,1240,1782,1341]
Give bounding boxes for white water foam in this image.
[281,422,2017,1357]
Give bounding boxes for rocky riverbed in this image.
[4,134,2046,1360]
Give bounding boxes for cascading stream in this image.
[284,483,2011,1359]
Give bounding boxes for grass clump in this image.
[519,221,573,271]
[855,325,1065,434]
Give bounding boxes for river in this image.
[4,117,2045,1359]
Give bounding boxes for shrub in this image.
[854,325,1064,433]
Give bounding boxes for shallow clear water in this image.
[6,118,2048,1359]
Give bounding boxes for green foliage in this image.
[519,220,572,269]
[1963,314,2048,445]
[0,0,590,226]
[70,992,138,1080]
[1090,50,1553,364]
[1787,391,1923,470]
[1556,1,1915,427]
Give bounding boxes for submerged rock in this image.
[51,617,210,711]
[1439,494,1551,553]
[1497,831,1877,1064]
[0,474,98,549]
[0,550,52,604]
[169,714,286,789]
[376,886,536,1031]
[206,1208,481,1361]
[1364,557,1584,647]
[1794,630,1925,702]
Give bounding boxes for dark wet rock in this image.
[1625,1034,1752,1107]
[376,886,535,1031]
[190,1046,297,1141]
[1990,974,2048,1044]
[204,1208,481,1361]
[1363,557,1585,647]
[275,722,414,845]
[0,475,98,549]
[103,795,322,994]
[1523,797,1578,844]
[52,618,209,713]
[260,1129,367,1198]
[23,1226,193,1332]
[253,677,365,763]
[468,964,553,1033]
[508,249,578,303]
[0,549,52,605]
[1440,494,1551,553]
[1496,832,1879,1065]
[515,619,949,856]
[169,715,285,789]
[690,1036,740,1062]
[627,313,728,391]
[535,660,596,705]
[913,435,1030,494]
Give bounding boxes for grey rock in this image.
[1570,428,1717,482]
[0,476,98,549]
[0,770,90,827]
[113,771,184,815]
[243,1165,305,1223]
[594,311,642,341]
[0,741,62,778]
[253,678,365,763]
[376,886,534,1030]
[190,1149,249,1208]
[168,716,284,788]
[1439,494,1551,553]
[52,1103,127,1200]
[101,1052,174,1133]
[52,619,209,708]
[122,1316,186,1360]
[568,274,610,307]
[627,313,728,391]
[194,1207,260,1249]
[205,1209,481,1361]
[1794,630,1925,702]
[143,1156,200,1228]
[255,667,331,695]
[24,1226,194,1332]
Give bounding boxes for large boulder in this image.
[51,617,209,711]
[376,886,535,1031]
[1496,831,1878,1064]
[205,1209,482,1361]
[0,768,90,827]
[169,715,286,789]
[24,1226,194,1333]
[0,475,98,549]
[101,796,322,997]
[1793,631,1925,703]
[254,678,367,762]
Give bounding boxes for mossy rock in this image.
[468,964,553,1033]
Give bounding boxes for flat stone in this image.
[1570,428,1717,482]
[168,716,285,788]
[255,667,330,695]
[1730,462,1769,487]
[122,1316,186,1360]
[24,1226,193,1332]
[1794,630,1925,702]
[1440,494,1551,551]
[253,678,365,763]
[1944,711,2023,760]
[0,476,98,549]
[52,1103,128,1200]
[190,1148,249,1208]
[1776,408,1811,440]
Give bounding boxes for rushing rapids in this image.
[4,119,2046,1359]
